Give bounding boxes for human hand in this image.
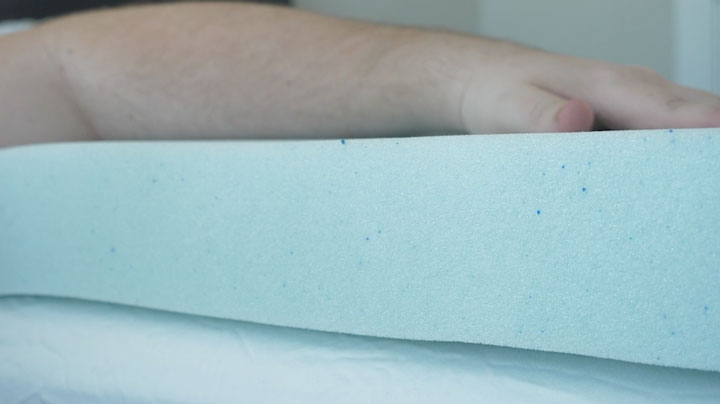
[410,34,720,134]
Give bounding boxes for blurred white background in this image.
[296,0,720,95]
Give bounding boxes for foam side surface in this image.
[0,129,718,370]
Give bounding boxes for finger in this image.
[599,71,720,129]
[541,62,720,130]
[675,85,720,107]
[597,91,720,130]
[465,85,594,133]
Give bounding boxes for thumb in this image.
[463,85,595,133]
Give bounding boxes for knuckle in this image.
[594,64,666,86]
[529,99,550,123]
[664,96,688,111]
[593,66,628,86]
[629,65,667,82]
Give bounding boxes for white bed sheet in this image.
[1,296,718,404]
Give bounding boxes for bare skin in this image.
[1,2,719,148]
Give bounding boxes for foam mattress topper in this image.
[1,129,718,371]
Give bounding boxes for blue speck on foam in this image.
[561,164,565,169]
[365,237,370,241]
[705,306,710,313]
[669,129,674,133]
[340,139,346,145]
[671,331,676,336]
[290,251,294,255]
[582,187,587,192]
[536,210,541,215]
[152,178,157,183]
[109,247,116,253]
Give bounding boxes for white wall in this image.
[294,0,479,33]
[477,0,675,80]
[294,0,718,94]
[674,0,720,94]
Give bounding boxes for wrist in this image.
[375,28,534,135]
[362,27,483,135]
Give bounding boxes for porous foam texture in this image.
[0,129,718,371]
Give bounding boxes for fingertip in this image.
[556,99,595,132]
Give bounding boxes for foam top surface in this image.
[1,129,718,371]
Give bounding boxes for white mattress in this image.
[1,296,718,403]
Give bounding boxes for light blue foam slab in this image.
[1,129,718,371]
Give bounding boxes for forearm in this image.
[0,29,95,147]
[29,2,483,141]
